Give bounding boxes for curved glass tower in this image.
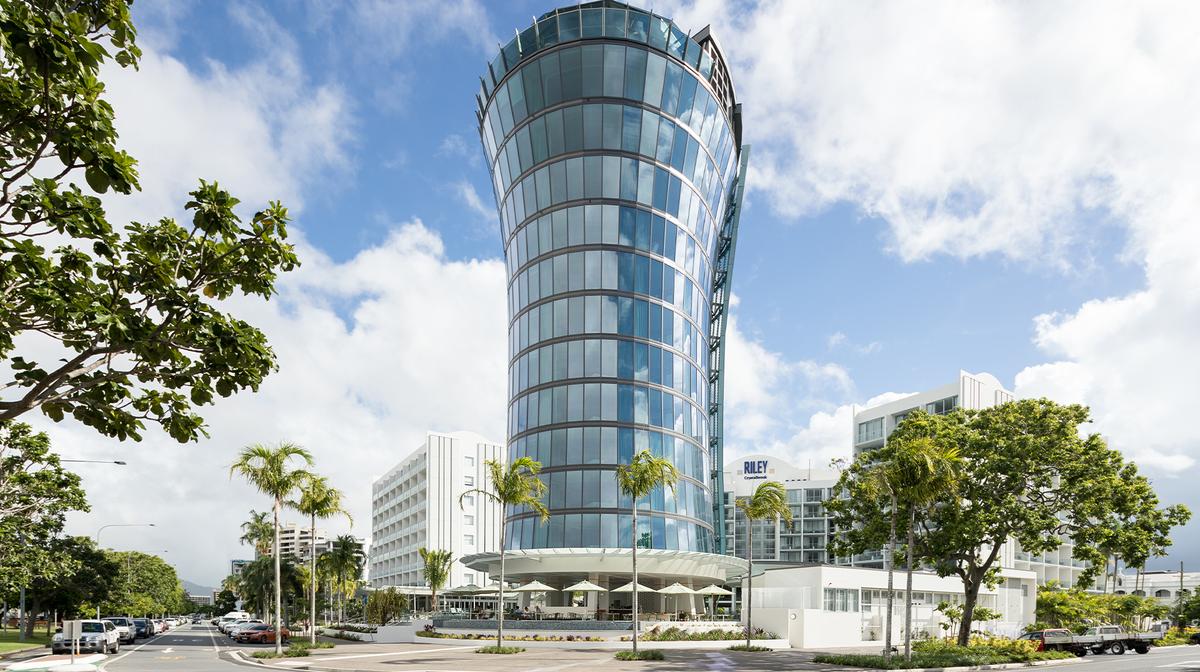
[476,1,747,565]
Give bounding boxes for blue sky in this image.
[49,1,1199,585]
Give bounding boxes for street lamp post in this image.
[60,459,127,465]
[95,524,156,619]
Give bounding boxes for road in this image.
[1070,645,1200,671]
[99,623,249,671]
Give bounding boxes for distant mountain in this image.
[182,579,215,596]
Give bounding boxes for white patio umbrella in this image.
[659,583,696,617]
[511,580,558,592]
[694,584,733,618]
[610,581,658,593]
[562,580,607,592]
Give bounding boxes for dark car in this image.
[132,618,153,639]
[1190,631,1200,645]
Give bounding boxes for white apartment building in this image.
[230,559,251,578]
[722,456,839,565]
[852,370,1089,588]
[369,430,504,590]
[262,522,332,562]
[1113,569,1197,604]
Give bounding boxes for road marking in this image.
[99,632,166,669]
[1156,662,1200,668]
[162,647,174,653]
[272,646,466,667]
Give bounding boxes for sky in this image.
[37,0,1200,587]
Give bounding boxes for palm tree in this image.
[891,437,961,661]
[418,547,454,614]
[460,456,548,650]
[615,449,678,657]
[230,442,313,655]
[291,474,351,643]
[859,453,901,663]
[240,510,274,556]
[325,535,365,623]
[736,481,792,650]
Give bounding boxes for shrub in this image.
[727,644,771,652]
[628,627,775,642]
[615,649,665,661]
[416,630,604,642]
[815,642,1072,670]
[476,645,524,654]
[289,640,334,650]
[251,648,310,659]
[1155,628,1198,646]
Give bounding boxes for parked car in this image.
[132,618,153,639]
[1189,631,1200,645]
[191,616,202,624]
[235,624,289,644]
[165,617,179,627]
[102,616,136,644]
[227,619,264,638]
[153,619,167,633]
[52,620,121,655]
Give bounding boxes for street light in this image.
[61,459,127,465]
[96,523,156,619]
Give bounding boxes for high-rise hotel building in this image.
[465,1,748,589]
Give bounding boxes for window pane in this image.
[602,104,622,150]
[558,10,580,41]
[583,104,602,149]
[624,47,646,100]
[563,106,583,152]
[522,60,544,115]
[627,11,650,43]
[581,44,603,97]
[540,51,562,106]
[581,8,603,38]
[604,8,626,38]
[560,46,582,99]
[622,106,641,153]
[602,45,625,98]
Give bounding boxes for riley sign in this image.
[743,459,769,479]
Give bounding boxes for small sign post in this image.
[62,620,83,663]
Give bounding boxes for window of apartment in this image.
[465,475,475,487]
[464,572,475,585]
[464,515,475,526]
[465,455,475,468]
[926,395,959,415]
[463,494,475,508]
[464,534,475,546]
[856,418,883,443]
[823,588,859,612]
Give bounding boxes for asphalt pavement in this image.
[98,623,250,671]
[1069,644,1200,671]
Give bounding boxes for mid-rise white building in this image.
[1114,569,1197,604]
[270,522,332,562]
[369,430,504,589]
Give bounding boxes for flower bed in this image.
[815,637,1074,669]
[418,626,604,642]
[621,626,777,641]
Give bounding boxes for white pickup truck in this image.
[1020,625,1162,656]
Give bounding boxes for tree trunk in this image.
[631,506,639,656]
[884,495,896,662]
[957,576,982,646]
[23,600,38,638]
[274,498,284,655]
[905,506,915,661]
[498,531,506,650]
[310,511,317,644]
[745,519,753,650]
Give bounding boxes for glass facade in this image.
[478,1,743,555]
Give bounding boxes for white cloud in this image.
[827,330,882,355]
[665,0,1200,474]
[455,179,496,221]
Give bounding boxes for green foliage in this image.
[1175,589,1200,626]
[1034,581,1170,631]
[0,0,299,442]
[616,450,679,512]
[289,640,334,650]
[633,627,775,641]
[418,547,453,611]
[251,646,309,659]
[20,536,118,619]
[727,644,772,652]
[97,550,183,616]
[1155,627,1198,646]
[239,510,273,555]
[615,649,665,660]
[0,422,89,592]
[477,645,525,654]
[418,630,604,641]
[213,589,237,614]
[366,587,409,625]
[830,400,1191,645]
[816,639,1072,670]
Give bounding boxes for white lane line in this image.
[207,624,221,653]
[272,646,467,667]
[162,648,174,653]
[99,633,166,668]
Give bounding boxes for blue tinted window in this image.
[604,8,626,38]
[627,11,650,42]
[581,45,603,97]
[621,107,641,153]
[624,47,646,100]
[540,51,561,106]
[560,47,582,99]
[558,10,580,41]
[537,16,559,48]
[661,62,682,115]
[602,45,625,98]
[581,8,603,38]
[522,61,543,114]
